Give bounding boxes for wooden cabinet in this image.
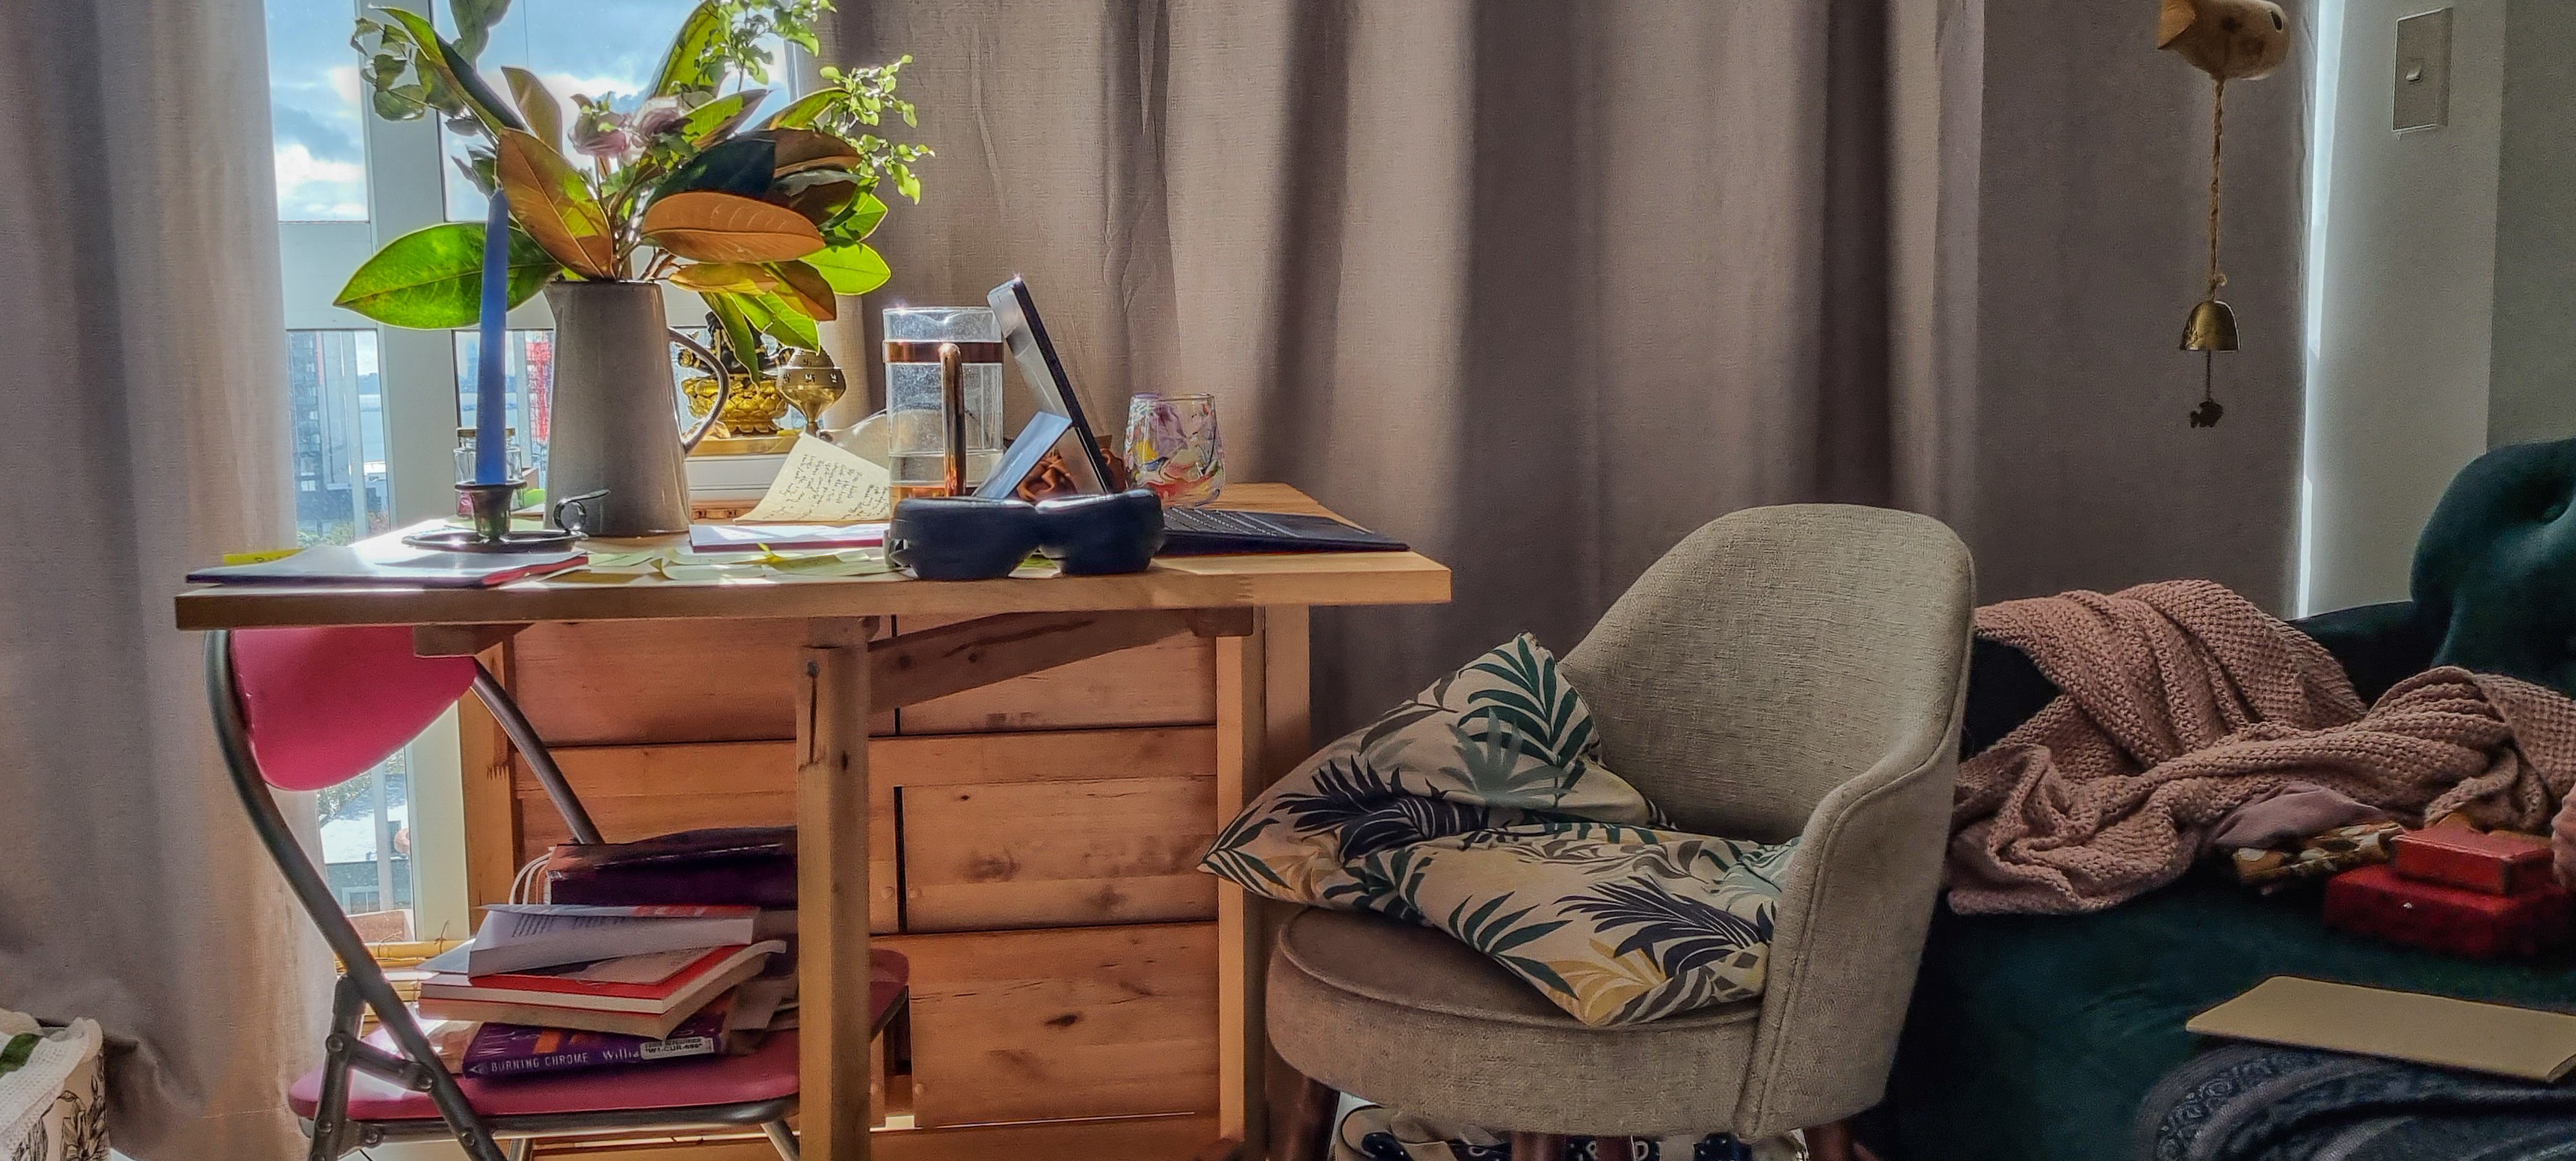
[461,607,1297,1155]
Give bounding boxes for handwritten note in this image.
[743,433,891,522]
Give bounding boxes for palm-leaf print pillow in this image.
[1202,634,1797,1026]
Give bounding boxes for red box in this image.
[2322,864,2574,960]
[2393,826,2555,895]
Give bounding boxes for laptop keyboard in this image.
[1164,507,1292,536]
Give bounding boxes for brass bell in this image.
[775,346,850,433]
[2180,298,2240,352]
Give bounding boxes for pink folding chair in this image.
[205,626,908,1161]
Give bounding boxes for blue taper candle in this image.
[473,189,512,485]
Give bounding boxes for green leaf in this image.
[334,222,556,328]
[502,67,562,153]
[804,242,890,296]
[651,135,776,201]
[378,7,525,135]
[759,89,837,131]
[650,1,726,96]
[844,192,888,241]
[495,129,615,278]
[448,0,512,61]
[702,291,766,376]
[680,90,765,144]
[746,291,820,349]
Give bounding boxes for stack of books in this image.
[414,904,792,1077]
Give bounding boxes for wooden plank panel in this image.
[887,923,1218,1127]
[902,777,1219,932]
[894,616,1216,735]
[510,618,894,747]
[513,729,1221,932]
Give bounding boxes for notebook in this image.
[187,542,585,588]
[2188,976,2576,1082]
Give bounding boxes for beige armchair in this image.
[1264,505,1975,1160]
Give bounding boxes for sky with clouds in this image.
[266,0,722,221]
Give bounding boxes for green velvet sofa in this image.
[1860,438,2576,1161]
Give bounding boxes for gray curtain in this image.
[0,0,326,1157]
[831,0,2308,735]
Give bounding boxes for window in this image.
[263,0,819,944]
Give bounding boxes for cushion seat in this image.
[1267,908,1760,1136]
[291,1030,801,1124]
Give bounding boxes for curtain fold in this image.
[0,0,325,1157]
[830,0,2305,735]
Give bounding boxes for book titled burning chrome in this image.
[461,1008,726,1077]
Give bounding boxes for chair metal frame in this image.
[204,630,811,1161]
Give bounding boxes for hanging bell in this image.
[2180,298,2240,352]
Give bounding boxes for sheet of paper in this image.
[741,433,890,522]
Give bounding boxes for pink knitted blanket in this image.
[1949,580,2576,915]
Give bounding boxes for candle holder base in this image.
[402,482,581,553]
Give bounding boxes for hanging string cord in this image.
[2207,76,2228,296]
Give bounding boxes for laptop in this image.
[978,278,1407,556]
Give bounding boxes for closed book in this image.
[461,1008,728,1077]
[418,941,782,1038]
[424,904,760,977]
[2323,864,2574,960]
[2392,826,2554,895]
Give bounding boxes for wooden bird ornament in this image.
[2159,0,2289,427]
[2160,0,2290,80]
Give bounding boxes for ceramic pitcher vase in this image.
[544,281,724,537]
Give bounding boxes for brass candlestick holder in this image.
[402,480,579,552]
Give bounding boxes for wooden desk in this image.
[175,484,1447,1161]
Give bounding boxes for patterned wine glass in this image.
[1125,393,1225,507]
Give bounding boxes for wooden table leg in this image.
[1216,618,1270,1158]
[799,619,873,1161]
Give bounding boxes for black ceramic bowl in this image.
[885,497,1041,580]
[1036,489,1166,575]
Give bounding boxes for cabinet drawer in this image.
[902,776,1218,932]
[885,922,1217,1127]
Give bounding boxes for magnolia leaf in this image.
[449,0,511,61]
[766,259,837,322]
[670,262,781,295]
[778,171,858,225]
[680,90,766,145]
[771,128,859,177]
[650,1,725,96]
[651,135,776,200]
[703,292,766,376]
[804,243,890,297]
[495,129,615,278]
[502,67,562,153]
[746,291,822,349]
[641,191,826,263]
[759,89,836,131]
[845,193,888,242]
[335,222,556,328]
[379,8,526,135]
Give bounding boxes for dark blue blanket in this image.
[2135,1044,2576,1160]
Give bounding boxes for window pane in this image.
[319,750,414,936]
[438,0,793,221]
[288,330,393,545]
[455,329,556,500]
[265,0,369,221]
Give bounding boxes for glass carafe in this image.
[882,306,1004,500]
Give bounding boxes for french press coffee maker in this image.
[882,306,1006,499]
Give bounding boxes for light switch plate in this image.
[2394,7,2453,132]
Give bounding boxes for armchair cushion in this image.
[1206,635,1796,1027]
[2413,436,2576,696]
[1267,907,1760,1137]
